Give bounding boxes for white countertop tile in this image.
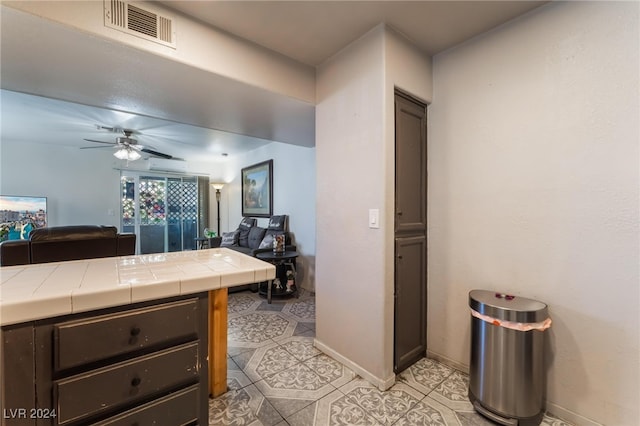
[1,291,73,326]
[0,248,275,326]
[72,284,132,314]
[220,269,257,288]
[131,279,181,304]
[180,273,221,295]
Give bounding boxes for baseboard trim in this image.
[314,338,396,391]
[426,351,602,426]
[426,350,469,374]
[545,402,602,426]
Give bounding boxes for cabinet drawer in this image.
[54,342,200,425]
[54,298,199,371]
[92,385,199,426]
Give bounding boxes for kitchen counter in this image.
[0,248,275,409]
[0,248,274,326]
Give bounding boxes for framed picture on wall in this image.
[241,159,273,217]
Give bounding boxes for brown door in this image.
[394,92,427,373]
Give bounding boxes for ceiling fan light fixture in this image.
[114,147,141,161]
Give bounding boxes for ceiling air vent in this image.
[104,0,176,48]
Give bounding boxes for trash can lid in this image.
[469,289,548,323]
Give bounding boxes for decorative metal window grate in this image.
[167,178,198,221]
[121,174,206,254]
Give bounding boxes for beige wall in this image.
[315,24,432,388]
[382,26,433,386]
[428,2,639,425]
[315,25,389,387]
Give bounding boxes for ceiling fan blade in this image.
[96,125,134,135]
[80,145,116,150]
[84,138,116,145]
[140,148,174,159]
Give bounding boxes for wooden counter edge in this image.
[209,288,228,398]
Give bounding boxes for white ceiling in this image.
[0,1,548,163]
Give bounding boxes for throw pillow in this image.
[247,227,267,249]
[220,230,239,247]
[239,217,256,228]
[238,217,256,247]
[259,231,285,250]
[264,229,286,241]
[258,233,275,250]
[268,215,287,231]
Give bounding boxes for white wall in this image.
[315,25,388,387]
[315,24,432,388]
[0,141,121,227]
[223,142,317,291]
[1,139,226,232]
[428,2,639,425]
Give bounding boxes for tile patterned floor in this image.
[209,290,573,426]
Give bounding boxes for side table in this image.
[194,237,208,250]
[195,237,222,250]
[255,251,299,304]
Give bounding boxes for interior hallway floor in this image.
[209,289,573,426]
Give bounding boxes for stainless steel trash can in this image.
[468,290,550,426]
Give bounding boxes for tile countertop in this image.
[0,248,276,326]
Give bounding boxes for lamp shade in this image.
[211,183,225,190]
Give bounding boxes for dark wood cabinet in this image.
[395,94,427,235]
[394,236,427,371]
[1,294,208,426]
[53,299,200,371]
[1,326,36,426]
[394,91,428,373]
[91,385,200,426]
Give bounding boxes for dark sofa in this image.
[0,225,136,266]
[221,215,295,256]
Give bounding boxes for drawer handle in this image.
[130,377,141,387]
[129,326,141,344]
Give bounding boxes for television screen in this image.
[0,195,47,241]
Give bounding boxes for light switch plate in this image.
[369,209,380,229]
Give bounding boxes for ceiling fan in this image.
[81,126,175,161]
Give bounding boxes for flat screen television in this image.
[0,195,47,241]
